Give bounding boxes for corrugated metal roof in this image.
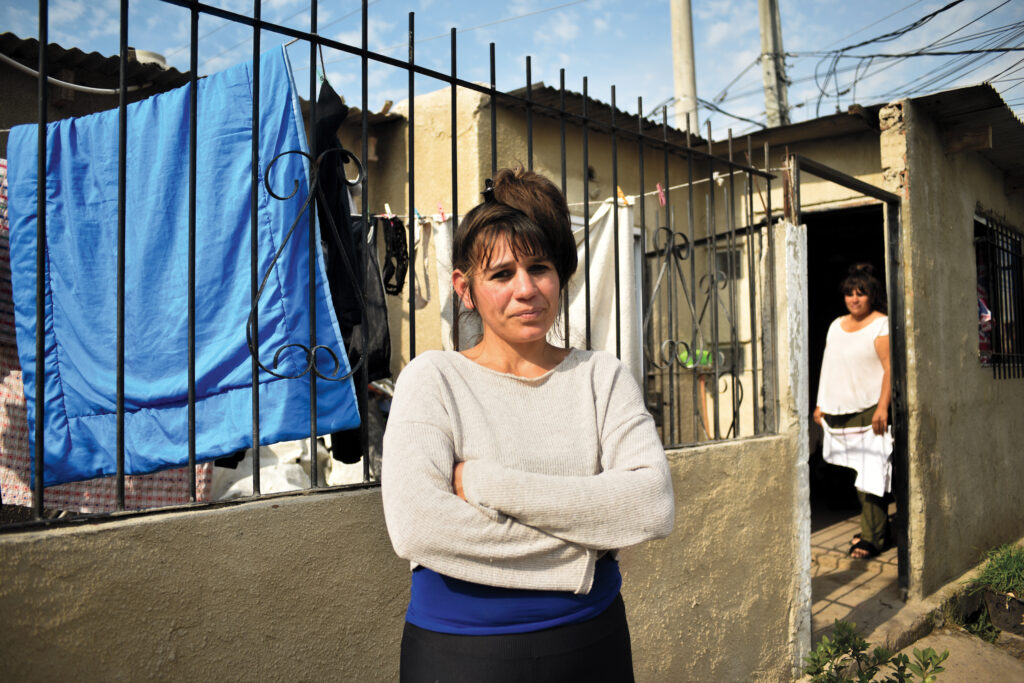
[504,83,710,149]
[0,32,190,91]
[909,83,1024,178]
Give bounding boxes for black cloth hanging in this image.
[313,81,393,463]
[381,216,408,296]
[314,80,361,333]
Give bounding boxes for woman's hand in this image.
[871,406,888,435]
[453,462,467,501]
[813,406,824,427]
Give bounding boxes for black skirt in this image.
[399,593,634,683]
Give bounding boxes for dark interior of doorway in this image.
[806,203,886,532]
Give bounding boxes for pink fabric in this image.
[0,158,211,512]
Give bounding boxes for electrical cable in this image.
[814,0,1013,114]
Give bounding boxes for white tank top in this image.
[816,315,889,415]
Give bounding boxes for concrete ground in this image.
[808,512,1024,682]
[811,505,901,644]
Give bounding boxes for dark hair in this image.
[453,166,576,291]
[840,263,887,314]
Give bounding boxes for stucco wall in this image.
[880,100,1024,598]
[0,432,801,682]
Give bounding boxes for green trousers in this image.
[857,490,889,549]
[824,405,890,550]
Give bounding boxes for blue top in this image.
[406,554,622,635]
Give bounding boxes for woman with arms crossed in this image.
[382,167,675,682]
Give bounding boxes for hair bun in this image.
[848,262,876,277]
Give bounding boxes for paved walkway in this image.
[811,506,901,644]
[808,511,1024,681]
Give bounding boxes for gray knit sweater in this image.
[381,348,675,595]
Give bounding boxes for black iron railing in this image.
[975,210,1024,378]
[5,0,779,524]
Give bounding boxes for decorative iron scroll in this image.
[642,224,746,440]
[247,147,366,382]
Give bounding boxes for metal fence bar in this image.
[250,0,262,494]
[706,121,720,440]
[661,109,674,444]
[763,142,778,431]
[489,43,496,178]
[637,97,648,406]
[685,117,696,442]
[187,0,199,500]
[115,0,129,510]
[559,69,569,349]
[360,0,371,477]
[727,131,740,438]
[407,12,416,361]
[582,77,591,350]
[745,135,761,434]
[306,0,319,488]
[450,27,459,352]
[611,86,621,358]
[526,57,533,172]
[32,0,48,518]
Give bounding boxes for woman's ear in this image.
[452,269,474,310]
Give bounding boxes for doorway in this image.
[806,203,886,528]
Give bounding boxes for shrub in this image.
[804,620,948,683]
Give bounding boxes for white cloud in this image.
[593,15,609,33]
[3,5,36,38]
[333,17,395,50]
[536,11,580,44]
[51,0,86,26]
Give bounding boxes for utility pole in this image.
[670,0,699,133]
[759,0,790,127]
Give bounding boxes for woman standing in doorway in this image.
[381,167,675,682]
[814,263,892,560]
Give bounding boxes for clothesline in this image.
[566,176,715,208]
[566,167,786,208]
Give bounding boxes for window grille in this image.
[975,212,1024,377]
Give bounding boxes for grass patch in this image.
[966,543,1024,596]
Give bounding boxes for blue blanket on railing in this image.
[7,47,359,487]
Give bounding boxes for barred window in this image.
[975,213,1024,377]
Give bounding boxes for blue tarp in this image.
[7,47,359,487]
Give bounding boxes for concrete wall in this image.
[0,431,803,682]
[879,100,1024,598]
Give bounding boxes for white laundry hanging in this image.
[822,423,893,497]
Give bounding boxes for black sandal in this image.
[849,539,881,559]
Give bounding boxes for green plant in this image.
[804,620,948,683]
[966,543,1024,597]
[954,604,1000,644]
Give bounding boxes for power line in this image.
[841,47,1024,57]
[814,0,1012,114]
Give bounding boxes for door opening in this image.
[806,204,886,528]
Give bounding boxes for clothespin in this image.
[384,203,393,219]
[616,185,629,206]
[656,183,666,207]
[415,208,423,222]
[438,203,446,222]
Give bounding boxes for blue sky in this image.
[3,0,1023,138]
